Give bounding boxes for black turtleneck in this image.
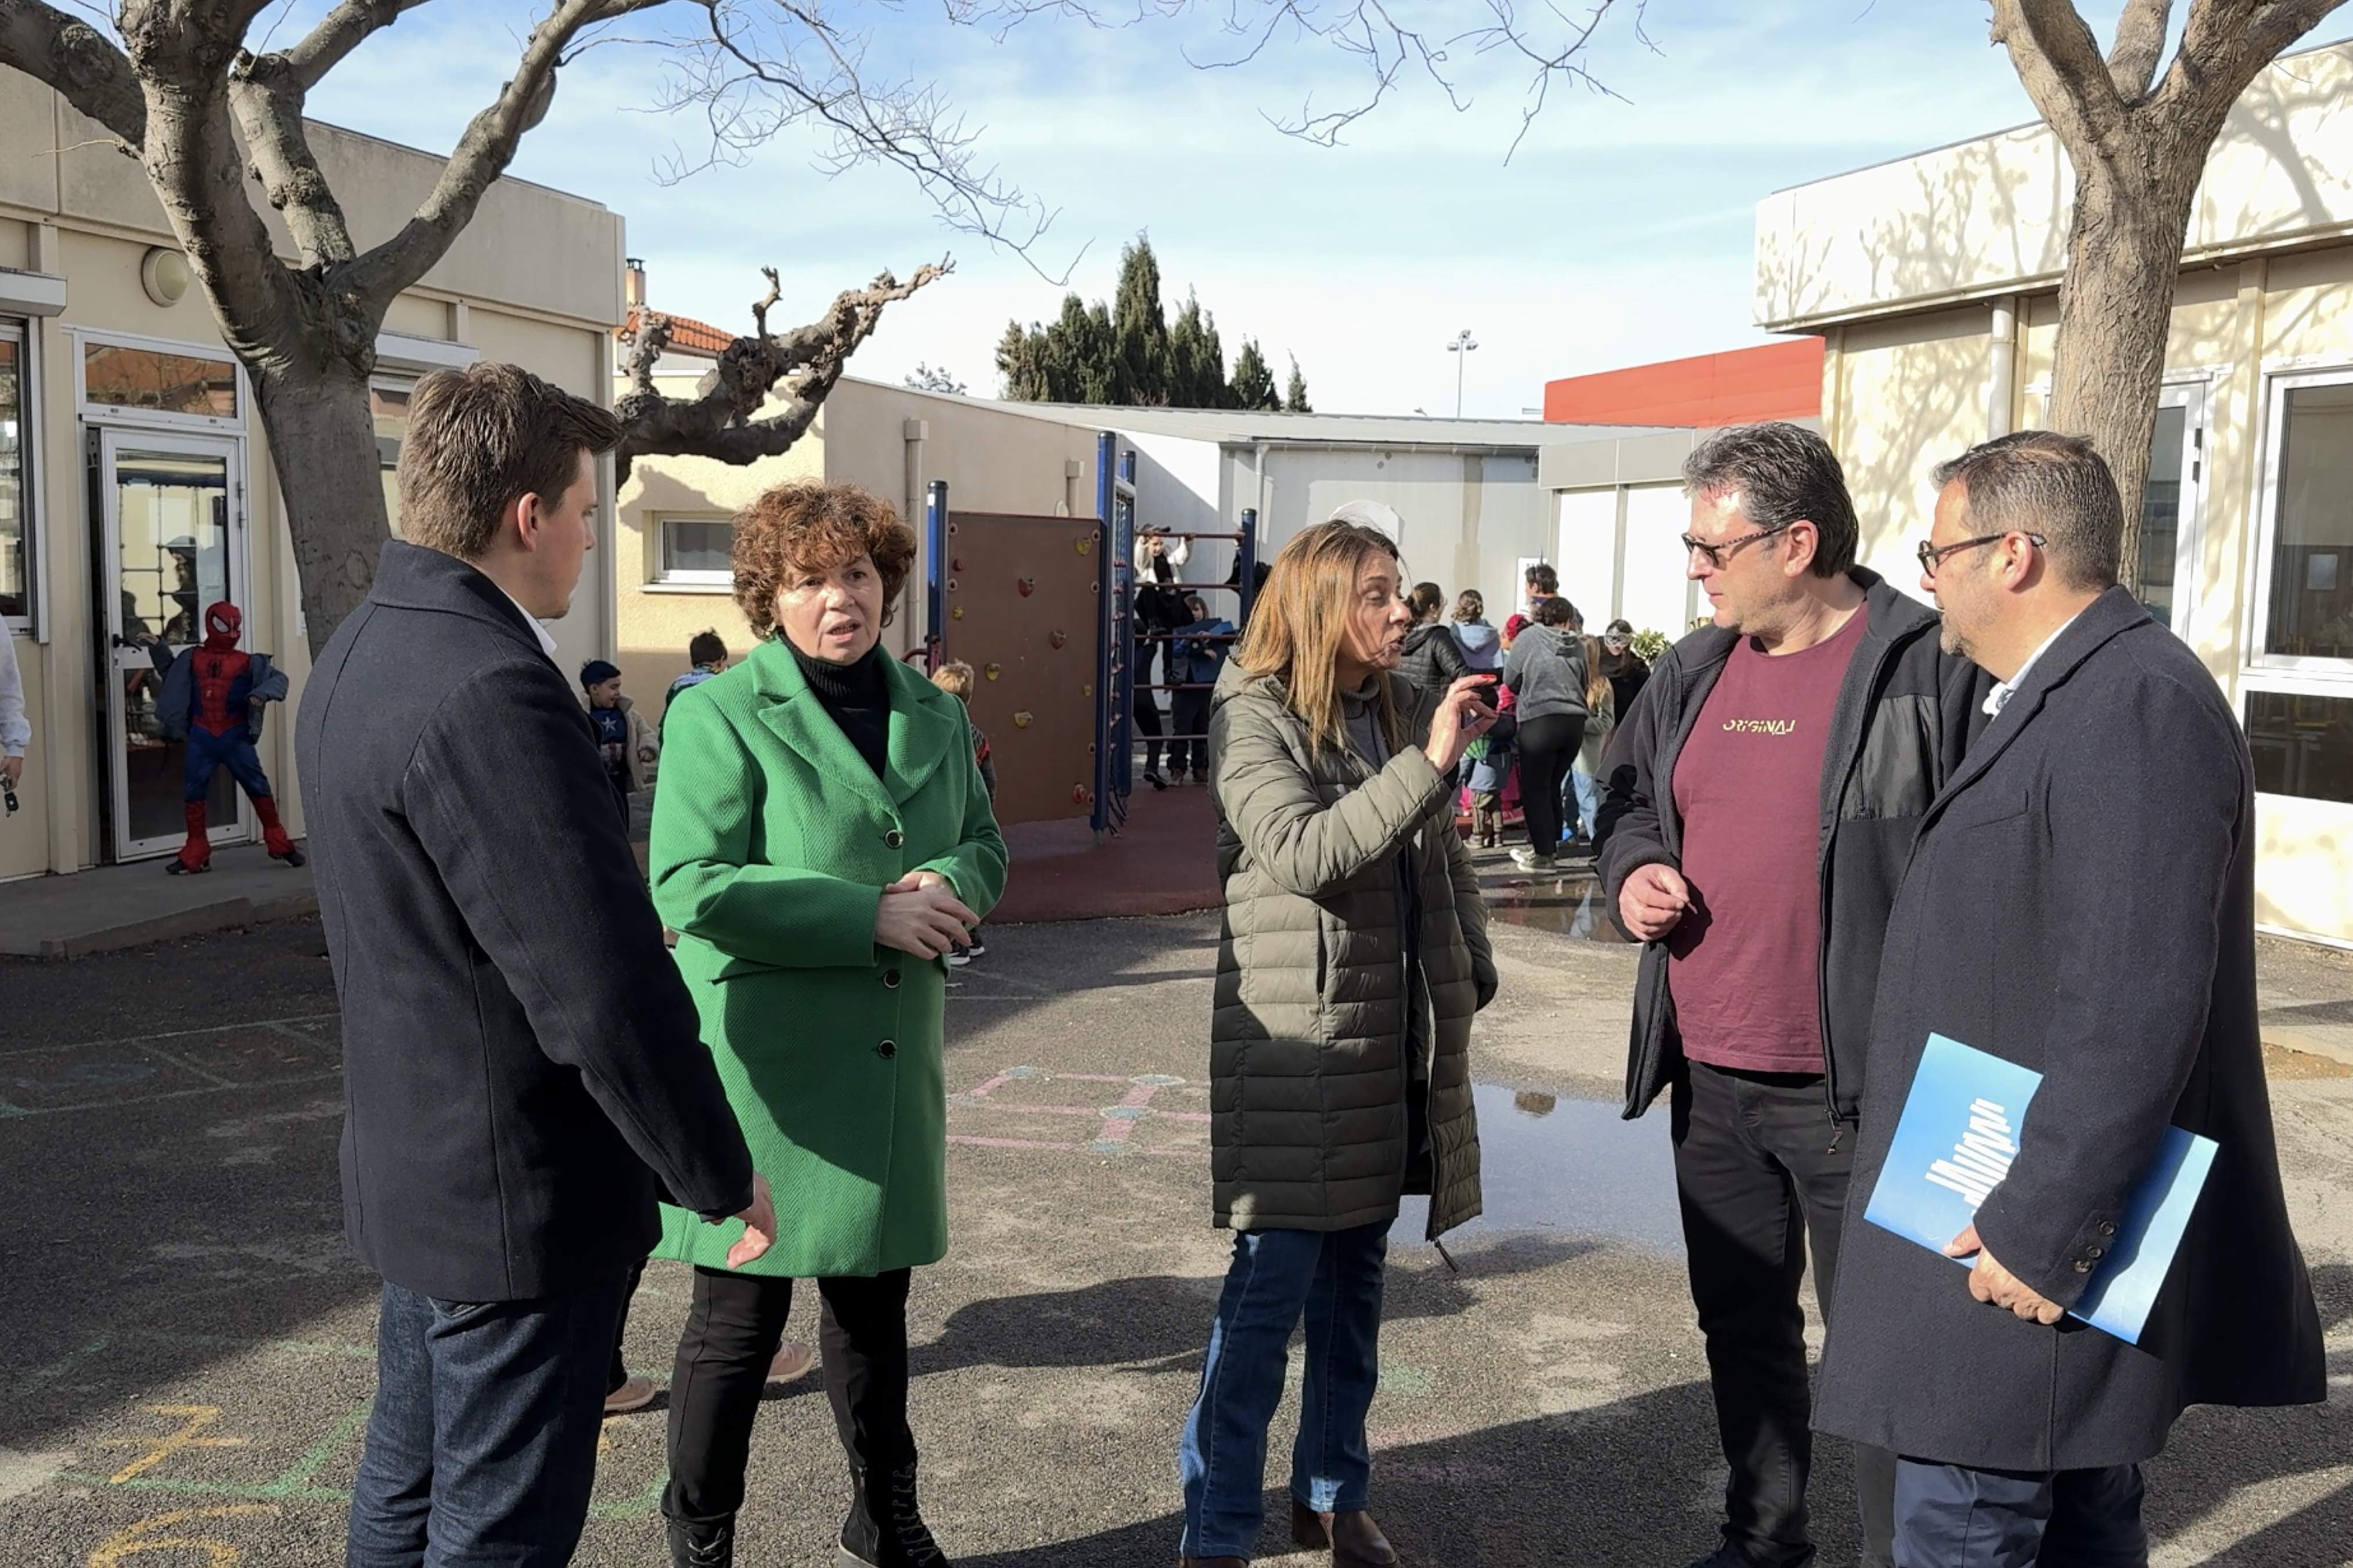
[790,640,890,780]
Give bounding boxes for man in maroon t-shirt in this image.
[1596,423,1983,1568]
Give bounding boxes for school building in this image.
[1755,38,2353,947]
[1,71,627,883]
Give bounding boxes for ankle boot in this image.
[1292,1498,1400,1566]
[665,1513,735,1568]
[839,1459,949,1567]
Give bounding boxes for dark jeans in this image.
[347,1274,629,1568]
[1516,714,1581,856]
[1672,1060,1897,1568]
[610,1259,646,1393]
[1178,1222,1388,1558]
[665,1266,915,1524]
[1170,690,1211,775]
[1894,1461,2146,1567]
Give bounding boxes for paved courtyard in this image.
[2,853,2350,1566]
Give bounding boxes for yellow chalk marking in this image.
[89,1504,276,1566]
[102,1405,249,1483]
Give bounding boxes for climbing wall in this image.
[937,510,1103,827]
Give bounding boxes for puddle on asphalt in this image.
[1479,859,1632,944]
[1393,1083,1683,1256]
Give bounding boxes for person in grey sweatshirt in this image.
[1501,596,1589,868]
[1451,590,1502,672]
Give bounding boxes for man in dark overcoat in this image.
[1815,430,2325,1564]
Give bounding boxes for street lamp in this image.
[1446,329,1478,417]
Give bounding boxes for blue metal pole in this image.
[1091,432,1116,835]
[1238,506,1259,626]
[924,479,948,672]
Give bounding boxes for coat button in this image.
[2086,1245,2104,1260]
[2097,1220,2117,1237]
[884,829,905,849]
[883,969,901,989]
[876,1039,898,1059]
[2073,1259,2093,1273]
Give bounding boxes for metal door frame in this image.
[93,424,251,862]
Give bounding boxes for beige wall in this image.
[612,376,1099,704]
[1,71,624,878]
[1818,245,2353,945]
[1761,40,2353,331]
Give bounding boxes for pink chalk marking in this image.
[961,1073,1020,1101]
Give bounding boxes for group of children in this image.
[581,629,999,964]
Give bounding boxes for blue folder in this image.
[1862,1033,2217,1344]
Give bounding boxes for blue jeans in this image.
[347,1275,629,1567]
[1894,1459,2147,1567]
[1567,766,1601,839]
[1178,1222,1388,1558]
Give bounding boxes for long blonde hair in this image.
[1235,521,1404,757]
[1582,635,1613,712]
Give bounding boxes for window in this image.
[373,380,412,535]
[2136,402,2186,628]
[82,339,238,421]
[1,323,29,623]
[657,517,734,585]
[2263,382,2353,663]
[2246,690,2353,805]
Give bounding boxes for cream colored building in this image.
[1,73,627,880]
[1757,38,2353,946]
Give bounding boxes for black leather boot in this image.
[666,1512,736,1568]
[837,1460,949,1567]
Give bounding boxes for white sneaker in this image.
[946,949,972,967]
[1510,846,1555,871]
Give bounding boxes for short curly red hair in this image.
[731,481,918,640]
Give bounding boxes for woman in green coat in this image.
[649,481,1006,1568]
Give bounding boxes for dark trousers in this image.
[182,723,274,801]
[1170,690,1211,776]
[1672,1060,1897,1568]
[1132,639,1168,772]
[1516,714,1581,856]
[1894,1461,2147,1567]
[347,1274,629,1568]
[665,1266,915,1524]
[610,1259,646,1393]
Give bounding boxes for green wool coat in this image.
[647,639,1008,1278]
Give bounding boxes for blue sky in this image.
[285,2,2292,418]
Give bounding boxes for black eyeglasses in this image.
[1916,531,2046,578]
[1679,520,1795,569]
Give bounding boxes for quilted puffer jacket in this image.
[1206,662,1496,1239]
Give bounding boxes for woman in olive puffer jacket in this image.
[1176,515,1500,1568]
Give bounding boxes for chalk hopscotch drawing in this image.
[947,1067,1209,1159]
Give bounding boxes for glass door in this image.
[96,428,247,860]
[2137,384,2205,636]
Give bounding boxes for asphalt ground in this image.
[2,849,2350,1567]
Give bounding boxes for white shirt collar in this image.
[491,582,561,661]
[1983,607,2089,718]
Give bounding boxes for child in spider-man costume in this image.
[149,601,304,874]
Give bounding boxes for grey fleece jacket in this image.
[1501,624,1590,723]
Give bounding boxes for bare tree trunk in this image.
[2044,160,2201,593]
[250,363,390,653]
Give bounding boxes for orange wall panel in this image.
[1545,338,1823,427]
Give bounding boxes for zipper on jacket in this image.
[1811,615,1908,1130]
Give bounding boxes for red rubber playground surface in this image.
[990,785,1222,924]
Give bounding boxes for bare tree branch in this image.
[1988,0,2131,160]
[2151,0,2348,143]
[614,258,951,475]
[280,0,433,90]
[0,0,147,148]
[2106,0,2172,99]
[338,0,668,310]
[622,309,675,398]
[750,264,782,340]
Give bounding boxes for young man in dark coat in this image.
[298,363,776,1568]
[1597,423,1984,1568]
[1815,431,2325,1564]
